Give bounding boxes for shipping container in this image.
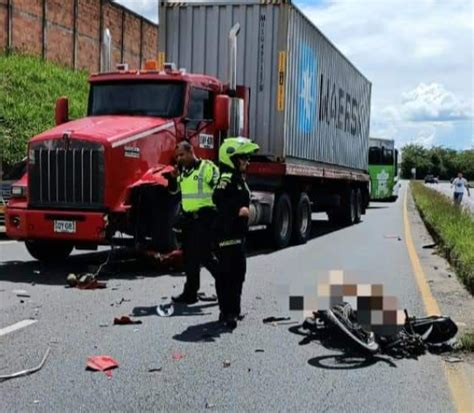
[159,0,371,172]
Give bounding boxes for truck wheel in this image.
[292,192,312,245]
[25,240,73,263]
[340,188,356,225]
[354,189,362,223]
[271,193,293,249]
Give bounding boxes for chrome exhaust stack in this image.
[100,29,112,73]
[228,23,244,137]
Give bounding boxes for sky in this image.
[114,0,474,150]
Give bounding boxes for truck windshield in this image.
[88,81,185,118]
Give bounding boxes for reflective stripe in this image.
[219,239,242,247]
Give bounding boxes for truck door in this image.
[186,88,218,162]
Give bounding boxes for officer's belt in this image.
[218,239,242,247]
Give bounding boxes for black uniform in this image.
[212,169,251,318]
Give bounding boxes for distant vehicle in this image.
[1,158,27,230]
[424,175,438,184]
[368,138,399,201]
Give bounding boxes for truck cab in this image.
[6,62,239,262]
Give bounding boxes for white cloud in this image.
[401,83,472,122]
[113,0,158,23]
[298,0,474,149]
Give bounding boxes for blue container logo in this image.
[298,44,318,133]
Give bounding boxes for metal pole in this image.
[6,0,12,52]
[72,0,78,69]
[41,0,47,59]
[120,9,124,63]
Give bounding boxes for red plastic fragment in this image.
[77,279,107,290]
[86,355,119,378]
[172,352,185,361]
[113,316,142,325]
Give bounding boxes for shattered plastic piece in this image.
[156,304,174,317]
[0,348,50,382]
[444,356,463,363]
[197,292,218,302]
[256,296,262,300]
[223,360,231,368]
[205,402,215,409]
[113,316,142,325]
[255,349,265,353]
[172,352,185,361]
[33,270,40,275]
[262,316,291,324]
[99,323,109,328]
[148,367,162,373]
[86,355,119,378]
[77,277,107,290]
[13,289,30,298]
[422,243,437,249]
[66,273,77,287]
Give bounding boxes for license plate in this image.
[54,220,76,233]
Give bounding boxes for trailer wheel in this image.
[292,192,312,244]
[354,188,362,223]
[340,188,356,225]
[271,193,293,249]
[25,240,73,263]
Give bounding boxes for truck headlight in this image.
[11,185,27,198]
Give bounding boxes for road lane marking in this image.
[403,184,472,413]
[0,319,37,337]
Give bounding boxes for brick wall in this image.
[0,0,158,72]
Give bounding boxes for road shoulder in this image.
[407,186,474,409]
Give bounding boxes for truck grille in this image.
[28,139,105,209]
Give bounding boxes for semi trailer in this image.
[6,0,372,262]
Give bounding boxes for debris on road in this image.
[113,316,142,325]
[422,243,437,249]
[0,347,50,382]
[256,296,262,300]
[255,349,265,353]
[13,289,30,298]
[263,316,291,324]
[172,352,185,361]
[156,304,174,317]
[33,270,40,275]
[384,235,402,241]
[69,273,107,290]
[444,356,463,363]
[223,360,231,368]
[66,273,78,287]
[205,402,216,409]
[148,367,162,373]
[116,297,131,306]
[86,355,119,378]
[198,292,217,302]
[99,323,109,328]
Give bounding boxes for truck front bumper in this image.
[5,207,108,242]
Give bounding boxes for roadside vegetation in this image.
[411,181,474,293]
[0,53,89,172]
[401,144,473,181]
[458,330,474,352]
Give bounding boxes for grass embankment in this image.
[411,181,474,293]
[0,54,89,170]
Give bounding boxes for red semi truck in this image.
[6,1,371,262]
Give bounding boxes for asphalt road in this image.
[425,182,474,214]
[0,183,458,412]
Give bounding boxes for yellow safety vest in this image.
[178,159,219,213]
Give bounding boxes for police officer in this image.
[213,137,259,329]
[167,141,219,304]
